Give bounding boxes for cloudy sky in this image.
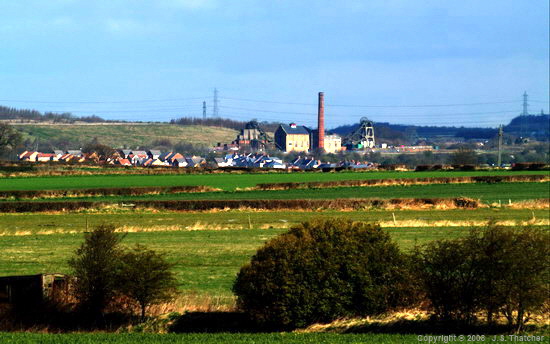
[0,0,548,128]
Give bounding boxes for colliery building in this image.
[275,123,311,152]
[275,92,343,154]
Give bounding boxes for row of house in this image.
[18,149,376,171]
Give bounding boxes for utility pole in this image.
[202,101,207,120]
[497,125,503,167]
[212,88,219,118]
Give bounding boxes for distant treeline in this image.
[0,105,109,123]
[331,114,550,141]
[331,122,499,141]
[504,114,550,140]
[170,117,280,132]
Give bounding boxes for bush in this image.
[69,225,178,321]
[119,245,178,320]
[68,224,125,317]
[417,224,550,330]
[232,218,415,329]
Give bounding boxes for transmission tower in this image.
[202,101,207,120]
[497,125,503,167]
[521,91,529,138]
[212,88,219,117]
[522,91,529,116]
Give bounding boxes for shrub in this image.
[417,224,550,330]
[232,218,414,329]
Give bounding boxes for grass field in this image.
[1,332,533,344]
[0,170,549,338]
[15,123,238,148]
[1,170,547,191]
[11,182,548,204]
[0,208,547,235]
[3,221,547,301]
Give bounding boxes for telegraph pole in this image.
[202,101,207,120]
[497,125,503,167]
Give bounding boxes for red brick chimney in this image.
[317,92,325,149]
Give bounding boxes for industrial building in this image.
[274,92,344,153]
[274,123,311,152]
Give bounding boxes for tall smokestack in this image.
[317,92,325,150]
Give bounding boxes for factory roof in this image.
[278,124,310,135]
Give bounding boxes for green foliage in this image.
[417,224,550,329]
[68,225,178,319]
[119,245,178,319]
[451,148,478,165]
[68,224,126,316]
[233,218,414,329]
[0,123,22,158]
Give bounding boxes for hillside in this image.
[13,123,238,150]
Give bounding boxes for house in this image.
[275,123,310,152]
[0,274,71,306]
[172,158,188,168]
[291,156,320,170]
[18,151,38,162]
[147,150,162,159]
[118,149,132,159]
[130,152,148,165]
[115,158,132,166]
[59,153,74,162]
[310,132,342,154]
[185,156,206,168]
[66,150,83,157]
[53,150,64,157]
[213,157,231,168]
[142,158,165,167]
[36,153,56,162]
[166,153,184,163]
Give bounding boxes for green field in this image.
[1,170,547,191]
[3,219,547,301]
[0,208,546,235]
[10,182,548,204]
[15,123,238,148]
[1,332,536,344]
[0,170,549,337]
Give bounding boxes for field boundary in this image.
[251,174,549,190]
[0,185,219,200]
[0,197,485,213]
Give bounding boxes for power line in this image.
[0,97,207,104]
[220,96,520,108]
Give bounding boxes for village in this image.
[16,93,434,171]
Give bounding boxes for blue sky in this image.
[0,0,548,128]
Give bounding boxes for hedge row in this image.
[0,185,218,200]
[253,174,547,191]
[0,197,480,213]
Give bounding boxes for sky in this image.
[0,0,548,128]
